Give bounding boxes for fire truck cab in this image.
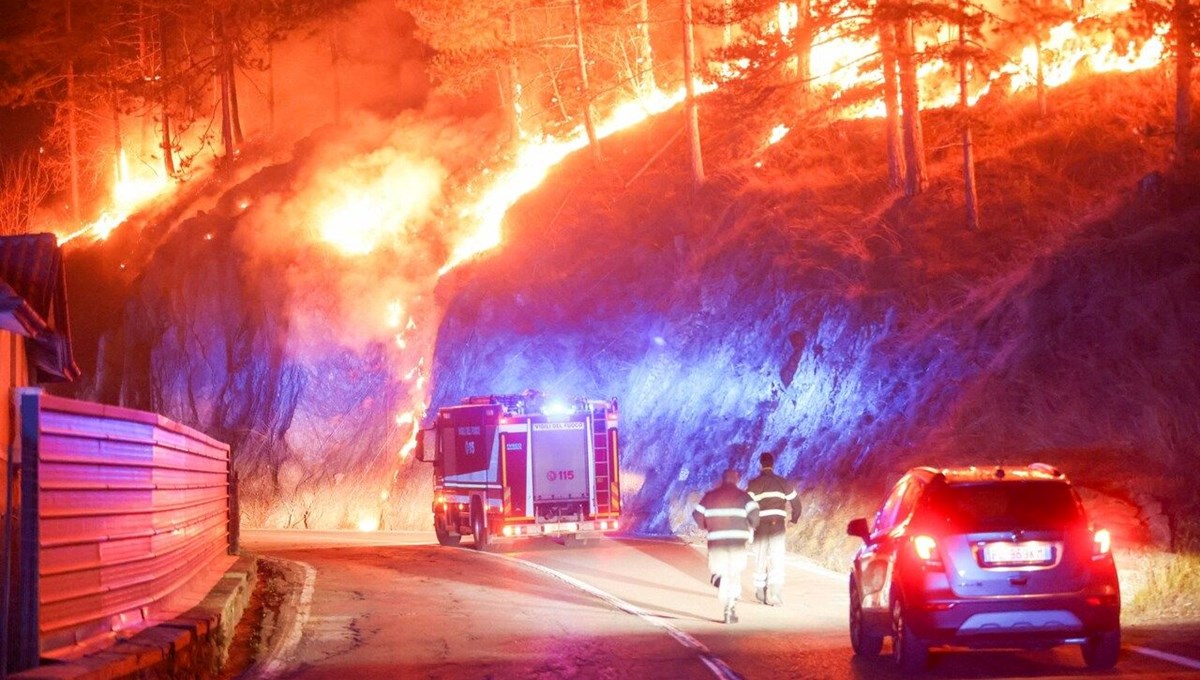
[416,391,621,550]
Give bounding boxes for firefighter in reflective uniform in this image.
[693,468,760,624]
[747,452,801,606]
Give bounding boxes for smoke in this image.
[235,106,499,364]
[237,0,430,145]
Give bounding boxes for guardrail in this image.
[1,388,235,672]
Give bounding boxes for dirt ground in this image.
[218,559,288,679]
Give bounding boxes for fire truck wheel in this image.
[471,498,492,551]
[434,515,461,547]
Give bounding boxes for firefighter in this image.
[693,468,760,624]
[747,452,801,606]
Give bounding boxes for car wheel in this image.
[1081,628,1120,670]
[849,577,883,657]
[434,514,461,547]
[471,498,492,551]
[892,596,929,674]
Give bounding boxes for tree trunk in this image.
[159,10,175,177]
[572,0,601,165]
[1174,0,1193,166]
[1035,38,1047,118]
[216,12,234,160]
[112,91,124,183]
[507,13,522,142]
[228,8,243,147]
[683,0,705,189]
[267,40,276,135]
[881,23,906,190]
[330,28,343,126]
[959,5,979,231]
[793,0,813,90]
[637,0,657,95]
[65,0,80,225]
[896,18,927,197]
[139,0,150,156]
[723,0,733,49]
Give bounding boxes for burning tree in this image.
[1127,0,1197,164]
[0,0,361,235]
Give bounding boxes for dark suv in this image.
[846,464,1120,673]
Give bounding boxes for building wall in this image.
[1,329,31,504]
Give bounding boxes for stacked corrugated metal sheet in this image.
[32,393,231,656]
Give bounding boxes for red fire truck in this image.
[415,391,621,549]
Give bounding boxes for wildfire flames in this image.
[773,0,1167,121]
[58,150,170,244]
[54,0,1175,532]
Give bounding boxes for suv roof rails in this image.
[1028,462,1063,477]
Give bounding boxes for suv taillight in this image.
[1092,528,1112,558]
[913,535,942,566]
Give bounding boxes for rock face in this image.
[66,158,431,531]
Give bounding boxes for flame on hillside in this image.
[57,150,170,245]
[441,86,704,275]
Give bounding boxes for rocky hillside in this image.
[58,63,1199,569]
[430,69,1200,560]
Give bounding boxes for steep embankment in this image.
[64,136,432,531]
[429,70,1200,565]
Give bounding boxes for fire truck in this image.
[415,391,621,549]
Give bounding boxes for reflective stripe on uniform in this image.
[707,529,752,541]
[704,507,748,518]
[751,490,787,500]
[695,504,707,513]
[750,490,797,501]
[760,509,788,518]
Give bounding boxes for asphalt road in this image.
[237,530,1200,680]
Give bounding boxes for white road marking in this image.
[477,550,744,680]
[1129,645,1200,670]
[784,553,844,580]
[251,558,317,680]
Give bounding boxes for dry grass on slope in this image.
[698,70,1178,311]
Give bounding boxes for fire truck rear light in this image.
[502,526,514,537]
[913,535,940,563]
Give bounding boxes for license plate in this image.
[982,541,1053,565]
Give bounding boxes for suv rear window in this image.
[919,481,1085,531]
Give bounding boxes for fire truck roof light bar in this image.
[459,390,617,417]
